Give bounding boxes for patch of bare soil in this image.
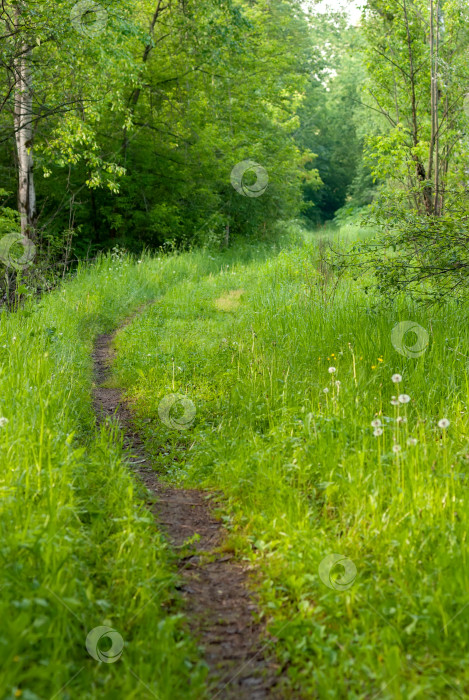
[92,322,283,699]
[214,289,245,312]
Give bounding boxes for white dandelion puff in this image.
[373,428,383,436]
[0,417,8,427]
[391,399,400,406]
[391,374,402,383]
[396,416,407,424]
[398,394,411,404]
[323,387,329,394]
[392,444,402,453]
[371,419,382,428]
[328,367,336,374]
[407,438,418,446]
[438,418,450,429]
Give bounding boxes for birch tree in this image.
[0,0,140,245]
[363,0,469,216]
[13,2,35,237]
[344,0,469,300]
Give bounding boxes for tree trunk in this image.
[428,0,441,214]
[123,0,168,160]
[14,14,36,239]
[403,0,433,215]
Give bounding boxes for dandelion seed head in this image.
[438,418,450,429]
[328,367,336,374]
[391,399,400,406]
[407,438,418,446]
[373,428,383,436]
[0,417,8,428]
[392,374,402,383]
[323,387,329,394]
[392,444,402,453]
[371,419,382,428]
[398,394,411,404]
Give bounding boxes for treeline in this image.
[0,0,373,264]
[3,0,468,300]
[0,0,318,258]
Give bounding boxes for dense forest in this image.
[2,0,469,298]
[2,1,469,699]
[0,0,325,258]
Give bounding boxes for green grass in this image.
[111,229,469,698]
[3,228,469,698]
[0,250,211,699]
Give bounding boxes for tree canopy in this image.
[1,0,469,300]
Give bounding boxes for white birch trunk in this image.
[14,6,36,238]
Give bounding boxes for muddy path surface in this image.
[92,320,283,699]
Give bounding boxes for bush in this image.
[335,192,469,303]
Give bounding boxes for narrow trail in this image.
[92,317,281,699]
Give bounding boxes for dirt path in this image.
[92,321,281,699]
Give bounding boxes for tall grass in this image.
[0,250,213,699]
[113,229,469,697]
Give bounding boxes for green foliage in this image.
[0,189,20,238]
[296,18,373,223]
[0,0,319,253]
[370,0,469,187]
[335,0,469,298]
[342,193,469,302]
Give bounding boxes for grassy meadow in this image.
[0,251,207,699]
[113,225,469,698]
[1,225,469,698]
